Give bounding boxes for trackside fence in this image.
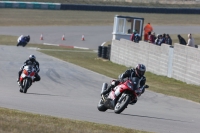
[110,39,200,85]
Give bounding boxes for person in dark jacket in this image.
[148,32,156,44]
[17,55,41,84]
[165,34,172,45]
[157,34,163,46]
[101,64,147,104]
[130,30,137,41]
[177,34,186,45]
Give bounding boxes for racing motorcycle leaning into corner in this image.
[17,54,40,93]
[97,75,149,114]
[18,65,37,93]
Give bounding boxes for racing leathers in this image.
[17,35,30,47]
[18,59,41,83]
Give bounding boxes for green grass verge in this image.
[0,107,150,133]
[2,9,200,26]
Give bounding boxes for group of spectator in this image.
[143,23,172,46]
[130,22,198,48]
[179,33,197,48]
[148,32,172,46]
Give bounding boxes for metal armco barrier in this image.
[0,1,61,10]
[60,4,200,14]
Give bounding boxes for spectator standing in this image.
[134,33,141,43]
[130,30,137,41]
[149,32,156,44]
[177,34,187,45]
[157,34,163,46]
[155,34,160,45]
[165,34,172,45]
[147,31,151,42]
[157,33,166,46]
[144,23,153,42]
[187,33,195,48]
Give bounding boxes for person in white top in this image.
[187,33,195,48]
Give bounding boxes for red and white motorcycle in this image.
[97,77,149,114]
[18,65,36,93]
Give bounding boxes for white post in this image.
[167,46,174,78]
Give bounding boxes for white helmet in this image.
[29,55,36,62]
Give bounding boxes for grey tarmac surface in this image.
[0,45,200,133]
[1,25,200,50]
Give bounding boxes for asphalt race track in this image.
[0,45,200,133]
[0,46,200,133]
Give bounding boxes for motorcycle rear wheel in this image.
[114,94,130,114]
[97,99,107,112]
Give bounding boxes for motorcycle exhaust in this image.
[101,83,108,94]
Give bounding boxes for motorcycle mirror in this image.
[145,85,149,88]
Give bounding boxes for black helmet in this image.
[29,55,36,62]
[27,35,30,38]
[135,64,146,77]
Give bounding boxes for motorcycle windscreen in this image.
[130,77,140,90]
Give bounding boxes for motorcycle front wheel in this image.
[114,94,130,114]
[97,99,107,112]
[22,78,31,93]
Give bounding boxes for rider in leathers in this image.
[17,55,41,84]
[101,64,147,104]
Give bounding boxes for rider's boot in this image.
[17,70,23,83]
[32,78,35,82]
[130,97,137,105]
[17,76,20,82]
[101,84,114,98]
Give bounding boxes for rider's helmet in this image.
[29,55,36,62]
[135,64,146,77]
[27,35,30,38]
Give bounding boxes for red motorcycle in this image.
[18,65,36,93]
[97,77,149,114]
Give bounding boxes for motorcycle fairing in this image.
[19,65,35,82]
